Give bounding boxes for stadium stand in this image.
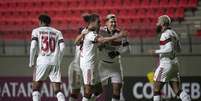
[0,0,199,40]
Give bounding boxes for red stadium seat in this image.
[155,9,165,17]
[123,0,132,7]
[178,0,188,8]
[166,8,175,19]
[140,0,150,9]
[136,9,147,19]
[175,8,184,20]
[150,0,159,9]
[169,0,178,8]
[113,0,122,7]
[131,0,141,9]
[146,8,155,20]
[188,0,198,8]
[0,0,200,39]
[159,0,169,8]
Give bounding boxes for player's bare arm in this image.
[29,39,37,68]
[74,29,88,45]
[97,30,128,44]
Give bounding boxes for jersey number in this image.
[41,36,56,53]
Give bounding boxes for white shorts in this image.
[98,60,123,83]
[68,61,83,91]
[33,64,61,82]
[154,61,180,82]
[80,62,100,85]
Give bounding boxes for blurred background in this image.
[0,0,201,101]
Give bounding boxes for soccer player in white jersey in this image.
[68,28,85,101]
[29,14,66,101]
[149,15,191,101]
[77,13,127,101]
[98,14,129,101]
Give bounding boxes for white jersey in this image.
[155,28,181,62]
[80,31,98,67]
[154,28,181,82]
[31,26,64,65]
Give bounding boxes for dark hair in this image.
[82,13,99,23]
[38,14,51,25]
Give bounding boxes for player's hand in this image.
[29,63,35,68]
[119,30,128,37]
[81,29,89,35]
[148,49,155,55]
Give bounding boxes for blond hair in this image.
[158,15,171,26]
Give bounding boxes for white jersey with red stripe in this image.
[31,26,64,65]
[80,31,98,67]
[155,28,181,62]
[153,28,181,82]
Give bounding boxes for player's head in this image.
[38,14,51,26]
[83,13,100,32]
[105,14,117,32]
[156,15,171,33]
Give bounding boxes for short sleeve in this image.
[58,31,64,43]
[31,29,38,41]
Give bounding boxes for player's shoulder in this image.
[49,27,61,34]
[32,27,41,32]
[85,31,97,39]
[87,31,96,36]
[81,28,87,33]
[161,29,172,37]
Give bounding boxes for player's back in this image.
[80,31,98,65]
[32,26,64,65]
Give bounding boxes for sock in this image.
[56,92,65,101]
[90,95,96,101]
[112,98,119,101]
[179,91,191,101]
[82,97,90,101]
[32,91,41,101]
[69,97,76,101]
[120,92,125,101]
[153,95,161,101]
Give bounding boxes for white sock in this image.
[112,98,119,101]
[32,91,41,101]
[69,97,76,101]
[82,97,90,101]
[56,92,65,101]
[120,92,125,101]
[153,95,161,101]
[179,91,191,101]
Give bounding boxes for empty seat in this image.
[169,0,178,8]
[159,0,169,8]
[140,0,150,9]
[131,0,141,9]
[178,0,188,8]
[150,0,159,9]
[175,8,184,19]
[166,8,175,19]
[188,0,198,8]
